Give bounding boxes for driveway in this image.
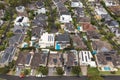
[15,67,22,76]
[80,65,87,76]
[48,67,56,76]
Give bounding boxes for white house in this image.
[35,8,47,14]
[39,32,55,48]
[79,51,96,67]
[16,6,25,13]
[60,14,72,23]
[95,7,108,16]
[88,0,95,2]
[14,16,30,27]
[104,0,118,6]
[111,28,120,37]
[0,20,4,26]
[71,1,83,8]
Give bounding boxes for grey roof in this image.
[75,7,84,16]
[56,2,68,14]
[65,23,75,32]
[97,51,120,66]
[101,14,112,21]
[33,14,47,27]
[87,31,101,39]
[32,27,44,37]
[65,51,78,66]
[35,1,44,8]
[31,52,48,68]
[0,46,16,63]
[105,20,119,27]
[9,34,24,46]
[13,25,26,34]
[56,33,70,41]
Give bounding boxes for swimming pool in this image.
[55,43,60,50]
[104,66,111,71]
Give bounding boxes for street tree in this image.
[71,66,81,76]
[56,67,64,76]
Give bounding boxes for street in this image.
[0,74,120,80]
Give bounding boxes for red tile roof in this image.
[81,23,96,31]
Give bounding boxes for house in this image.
[105,20,119,29]
[55,33,70,50]
[87,31,101,40]
[95,6,108,19]
[14,16,30,27]
[16,51,34,67]
[16,6,25,13]
[60,12,72,23]
[33,14,47,27]
[79,51,96,67]
[35,1,44,8]
[92,40,113,52]
[104,0,118,6]
[48,51,63,67]
[9,34,24,46]
[35,8,47,14]
[108,6,120,17]
[81,23,96,32]
[74,7,85,17]
[13,25,26,34]
[88,0,95,2]
[0,20,4,27]
[63,50,79,67]
[71,35,87,49]
[96,51,120,71]
[101,14,112,21]
[64,23,76,33]
[111,27,120,37]
[53,0,67,4]
[32,27,45,39]
[39,32,55,48]
[77,17,90,23]
[71,0,83,8]
[0,46,16,65]
[0,9,5,18]
[31,52,48,68]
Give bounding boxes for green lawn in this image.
[87,67,100,76]
[100,69,120,75]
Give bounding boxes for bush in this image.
[71,66,81,76]
[56,67,64,76]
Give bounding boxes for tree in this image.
[37,66,48,75]
[8,60,15,69]
[0,45,5,51]
[6,32,14,38]
[56,67,64,76]
[0,66,10,74]
[0,30,4,34]
[88,75,104,80]
[71,66,81,76]
[23,69,29,75]
[41,67,48,75]
[0,3,5,9]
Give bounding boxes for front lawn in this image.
[87,67,100,76]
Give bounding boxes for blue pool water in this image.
[92,50,97,55]
[104,67,111,71]
[77,26,81,31]
[56,43,60,50]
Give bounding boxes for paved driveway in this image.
[80,65,87,76]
